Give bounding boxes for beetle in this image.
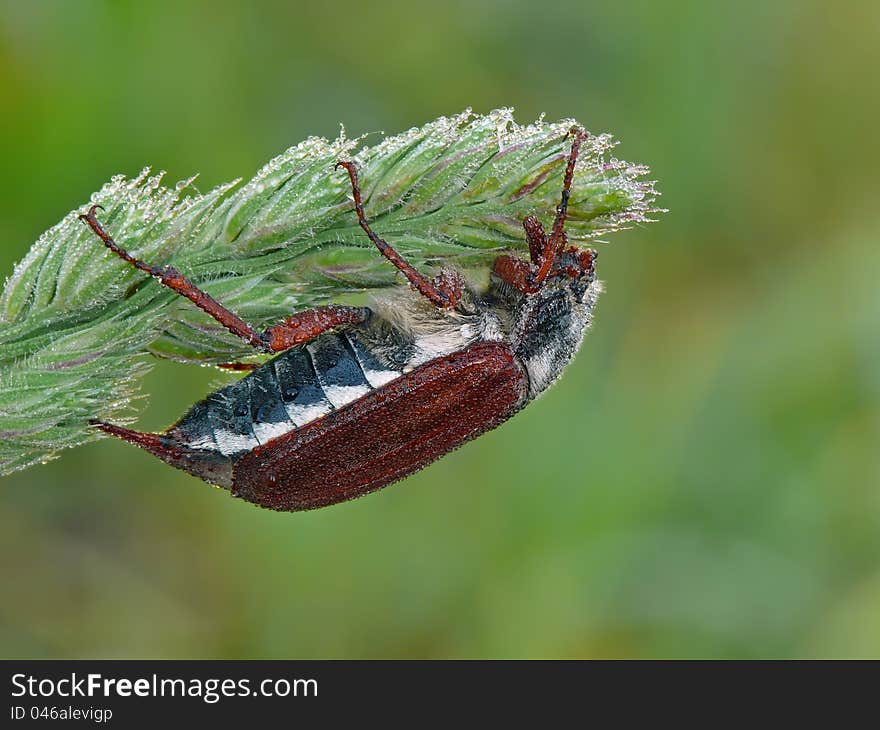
[80,128,601,511]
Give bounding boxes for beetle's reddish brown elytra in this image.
[81,129,600,511]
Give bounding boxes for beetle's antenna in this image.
[530,128,585,287]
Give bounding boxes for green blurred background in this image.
[1,0,878,659]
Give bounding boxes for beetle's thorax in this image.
[374,258,601,400]
[367,283,507,371]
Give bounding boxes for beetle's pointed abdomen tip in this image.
[90,419,169,455]
[91,419,234,489]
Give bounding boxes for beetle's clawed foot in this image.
[335,160,362,198]
[78,204,105,225]
[567,125,587,143]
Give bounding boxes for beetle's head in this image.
[544,246,597,300]
[496,245,601,398]
[490,244,597,304]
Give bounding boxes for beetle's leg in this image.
[528,128,585,289]
[492,254,534,292]
[261,304,370,351]
[80,205,268,350]
[335,161,460,309]
[431,268,464,307]
[80,206,370,353]
[489,131,586,295]
[524,215,549,265]
[491,216,550,292]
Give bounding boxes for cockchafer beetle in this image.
[80,129,601,511]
